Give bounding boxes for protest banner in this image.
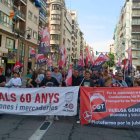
[80,87,140,128]
[0,86,79,116]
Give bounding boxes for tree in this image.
[106,53,115,68]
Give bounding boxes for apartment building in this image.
[0,0,42,75]
[47,0,74,66]
[70,11,79,65]
[114,0,140,70]
[47,0,65,64]
[63,10,73,66]
[23,0,39,74]
[0,0,26,75]
[38,0,48,42]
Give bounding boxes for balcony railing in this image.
[14,7,26,21]
[0,18,12,29]
[132,47,140,51]
[21,0,27,4]
[0,0,13,8]
[14,28,25,37]
[132,13,140,17]
[132,5,140,9]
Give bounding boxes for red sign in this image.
[80,87,140,128]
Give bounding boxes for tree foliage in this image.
[106,53,115,67]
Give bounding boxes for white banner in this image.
[0,86,79,116]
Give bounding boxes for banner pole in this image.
[79,77,85,86]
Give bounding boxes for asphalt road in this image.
[0,115,140,140]
[2,78,140,140]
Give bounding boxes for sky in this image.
[65,0,125,53]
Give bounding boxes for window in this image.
[34,16,38,24]
[28,11,32,20]
[52,4,61,10]
[6,38,15,49]
[5,0,13,7]
[33,31,37,39]
[0,35,2,47]
[51,24,60,30]
[51,14,60,20]
[51,34,60,40]
[27,27,32,38]
[132,10,140,15]
[0,11,12,27]
[132,18,140,25]
[0,0,13,8]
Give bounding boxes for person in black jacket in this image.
[39,70,59,87]
[72,69,82,86]
[0,70,6,87]
[39,70,59,121]
[81,70,94,87]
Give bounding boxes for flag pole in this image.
[79,77,85,87]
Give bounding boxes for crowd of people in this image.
[0,65,140,122]
[0,65,139,88]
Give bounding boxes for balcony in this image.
[39,12,47,23]
[13,6,26,21]
[51,10,61,15]
[50,40,59,45]
[132,13,140,17]
[132,22,140,25]
[40,0,47,10]
[47,0,62,4]
[132,39,140,42]
[13,28,25,37]
[0,19,13,33]
[0,0,13,8]
[132,5,140,9]
[132,55,140,59]
[50,30,60,35]
[50,20,60,25]
[20,0,27,5]
[132,47,140,51]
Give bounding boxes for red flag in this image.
[78,51,85,67]
[36,54,47,65]
[13,61,23,71]
[90,51,95,65]
[40,27,50,47]
[123,59,129,70]
[93,53,109,66]
[30,48,36,58]
[65,65,72,86]
[85,47,90,66]
[59,46,67,67]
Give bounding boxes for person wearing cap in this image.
[5,72,22,87]
[0,70,6,87]
[112,72,128,87]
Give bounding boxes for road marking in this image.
[29,121,53,140]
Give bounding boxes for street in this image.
[0,114,140,140]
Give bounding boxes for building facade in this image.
[47,0,85,67]
[0,0,46,75]
[114,0,140,70]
